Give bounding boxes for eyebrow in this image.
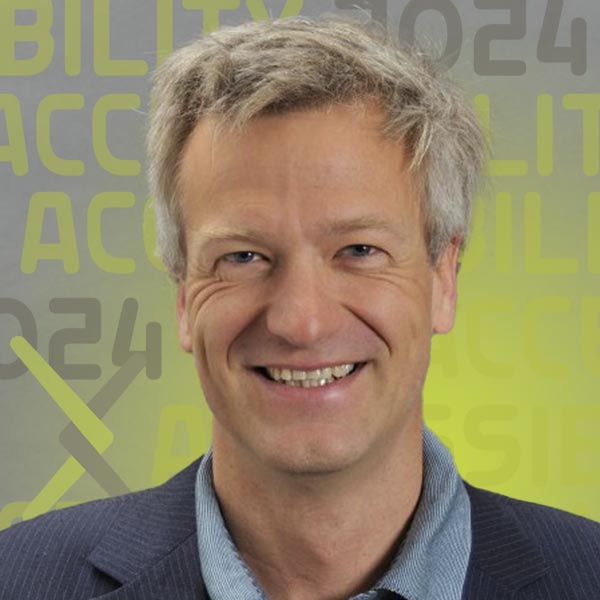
[198,216,405,247]
[198,226,273,246]
[319,216,405,238]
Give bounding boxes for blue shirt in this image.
[195,426,472,599]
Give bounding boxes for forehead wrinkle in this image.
[196,216,407,253]
[197,225,273,246]
[188,111,396,198]
[319,216,406,239]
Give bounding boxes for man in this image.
[1,16,599,600]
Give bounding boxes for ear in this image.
[176,281,193,353]
[431,239,461,335]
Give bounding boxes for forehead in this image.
[178,104,422,232]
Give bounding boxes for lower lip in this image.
[250,364,366,404]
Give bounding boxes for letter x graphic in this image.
[10,336,145,520]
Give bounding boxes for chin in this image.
[261,436,367,478]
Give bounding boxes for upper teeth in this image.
[266,363,355,386]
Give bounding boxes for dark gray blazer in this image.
[0,459,599,599]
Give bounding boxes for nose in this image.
[265,259,344,348]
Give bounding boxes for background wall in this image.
[1,0,599,529]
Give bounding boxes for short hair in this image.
[147,16,485,280]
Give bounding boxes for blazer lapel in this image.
[85,459,207,599]
[92,535,207,600]
[462,483,549,599]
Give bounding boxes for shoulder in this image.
[464,483,600,598]
[466,482,600,546]
[0,492,131,597]
[0,460,201,599]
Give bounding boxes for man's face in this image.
[177,104,459,476]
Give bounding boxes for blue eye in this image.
[216,250,269,281]
[224,251,260,264]
[342,245,377,257]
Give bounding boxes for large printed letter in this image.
[563,94,600,176]
[21,192,79,274]
[0,0,53,76]
[0,95,28,175]
[37,94,85,176]
[93,94,141,176]
[88,192,136,273]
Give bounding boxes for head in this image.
[147,17,484,477]
[148,17,484,279]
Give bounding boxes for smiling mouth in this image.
[255,363,363,388]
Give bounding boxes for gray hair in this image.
[147,16,485,280]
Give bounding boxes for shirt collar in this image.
[372,427,471,599]
[195,426,471,600]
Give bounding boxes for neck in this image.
[212,423,423,600]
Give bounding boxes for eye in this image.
[222,251,263,264]
[215,250,270,281]
[335,244,389,270]
[339,244,379,258]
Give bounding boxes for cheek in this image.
[343,276,433,355]
[188,283,265,370]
